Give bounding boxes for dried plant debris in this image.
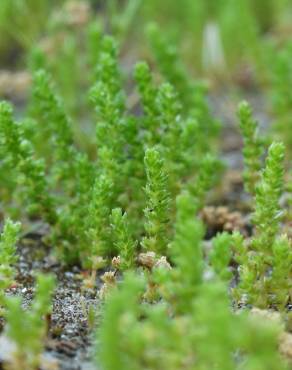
[201,206,248,235]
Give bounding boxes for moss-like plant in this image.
[0,101,56,224]
[146,22,220,141]
[166,191,204,313]
[252,142,285,250]
[97,272,144,370]
[90,36,128,201]
[234,142,291,308]
[85,175,114,263]
[97,269,286,370]
[238,100,264,195]
[4,273,55,370]
[134,61,214,183]
[134,61,158,121]
[0,219,21,304]
[31,69,77,182]
[142,148,171,255]
[0,27,222,269]
[110,208,137,270]
[188,153,221,211]
[209,231,233,281]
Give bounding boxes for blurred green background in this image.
[0,0,292,116]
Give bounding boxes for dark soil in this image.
[0,223,100,370]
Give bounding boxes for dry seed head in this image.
[279,332,292,361]
[154,256,171,270]
[111,256,121,269]
[101,271,116,284]
[137,251,156,269]
[201,206,245,233]
[250,308,282,325]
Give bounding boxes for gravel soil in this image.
[0,224,101,370]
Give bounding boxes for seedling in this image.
[0,101,56,224]
[4,273,55,370]
[142,148,171,255]
[234,142,291,308]
[238,101,264,195]
[0,219,21,305]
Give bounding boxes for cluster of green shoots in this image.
[0,33,219,270]
[95,81,292,370]
[0,219,21,305]
[235,101,292,309]
[90,39,292,369]
[97,191,287,370]
[0,25,292,370]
